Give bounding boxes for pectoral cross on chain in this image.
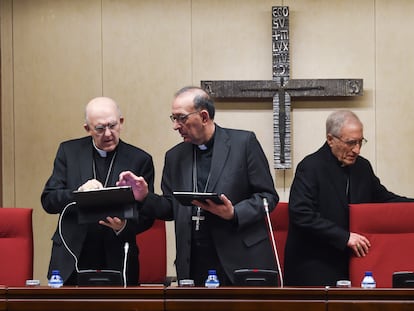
[192,207,205,231]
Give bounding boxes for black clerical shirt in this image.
[78,149,117,270]
[190,135,231,286]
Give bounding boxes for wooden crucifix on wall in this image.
[201,6,363,169]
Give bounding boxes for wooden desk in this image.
[327,287,414,311]
[165,287,327,311]
[3,286,414,311]
[6,286,164,311]
[0,286,6,311]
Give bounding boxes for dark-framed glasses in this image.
[94,122,118,134]
[333,135,367,148]
[169,111,199,124]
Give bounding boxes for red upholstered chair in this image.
[349,202,414,288]
[136,219,168,284]
[0,208,33,286]
[269,202,289,283]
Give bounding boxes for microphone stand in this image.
[123,242,129,287]
[263,198,284,287]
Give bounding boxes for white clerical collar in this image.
[197,131,215,151]
[198,144,208,150]
[92,139,107,157]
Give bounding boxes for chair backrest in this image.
[136,219,167,284]
[349,202,414,288]
[269,202,289,276]
[0,208,33,286]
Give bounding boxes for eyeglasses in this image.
[169,111,199,124]
[93,122,118,134]
[332,135,367,148]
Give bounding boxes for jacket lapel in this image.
[207,125,230,192]
[79,137,94,183]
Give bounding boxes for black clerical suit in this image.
[284,142,414,286]
[141,125,279,285]
[41,136,155,285]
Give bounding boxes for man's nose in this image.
[352,144,361,153]
[104,127,112,135]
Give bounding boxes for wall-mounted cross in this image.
[201,6,363,169]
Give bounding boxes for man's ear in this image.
[83,123,90,132]
[200,110,209,123]
[326,134,334,147]
[119,116,124,125]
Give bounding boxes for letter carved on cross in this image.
[201,6,363,169]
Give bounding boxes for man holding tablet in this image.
[118,86,279,286]
[41,97,155,286]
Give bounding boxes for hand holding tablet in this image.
[73,186,137,224]
[173,191,224,206]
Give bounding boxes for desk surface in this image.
[6,286,164,311]
[166,287,327,311]
[3,286,414,311]
[326,287,414,311]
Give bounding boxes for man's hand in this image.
[348,232,371,257]
[117,171,148,202]
[194,194,235,220]
[78,179,103,191]
[99,217,126,232]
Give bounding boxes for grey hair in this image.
[326,110,362,136]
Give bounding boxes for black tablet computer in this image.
[73,186,137,224]
[172,191,224,206]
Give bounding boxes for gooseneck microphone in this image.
[59,202,81,272]
[263,198,284,287]
[123,242,129,287]
[58,201,126,286]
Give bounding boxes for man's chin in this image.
[101,144,117,152]
[343,158,357,166]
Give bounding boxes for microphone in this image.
[233,198,283,286]
[59,202,81,273]
[58,202,123,286]
[123,242,129,287]
[263,198,284,287]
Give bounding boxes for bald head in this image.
[85,97,121,124]
[84,96,123,152]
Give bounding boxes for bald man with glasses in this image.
[41,96,155,286]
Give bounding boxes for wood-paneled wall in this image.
[1,0,413,284]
